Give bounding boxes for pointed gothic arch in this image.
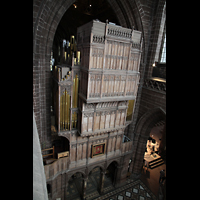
[131,107,166,174]
[33,0,144,146]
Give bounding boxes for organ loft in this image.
[53,20,142,136]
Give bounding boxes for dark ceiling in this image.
[52,0,119,60]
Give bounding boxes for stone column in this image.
[131,133,148,176]
[159,122,166,156]
[99,171,105,194]
[82,177,88,200]
[113,164,122,187]
[61,173,68,200]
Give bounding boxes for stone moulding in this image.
[143,79,166,93]
[80,126,126,137]
[93,35,105,43]
[107,28,132,39]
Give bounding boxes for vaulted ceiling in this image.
[53,0,119,57]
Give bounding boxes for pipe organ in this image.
[60,89,70,131]
[77,20,142,136]
[52,63,79,132]
[52,19,142,138]
[49,20,143,189]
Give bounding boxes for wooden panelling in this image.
[80,102,128,135]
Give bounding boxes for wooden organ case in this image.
[77,20,143,137]
[52,20,142,159]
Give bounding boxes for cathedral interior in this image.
[33,0,166,200]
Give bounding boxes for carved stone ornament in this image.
[110,75,114,81]
[104,75,109,81]
[121,76,126,81]
[132,42,141,49]
[93,35,105,43]
[128,76,135,81]
[83,112,93,118]
[85,103,95,110]
[111,110,116,115]
[133,53,139,60]
[88,113,94,117]
[96,75,101,81]
[107,28,132,39]
[115,76,120,81]
[60,85,71,95]
[118,101,127,107]
[83,113,89,118]
[144,79,166,92]
[60,71,72,83]
[71,144,76,148]
[101,111,106,116]
[90,75,95,81]
[95,112,100,116]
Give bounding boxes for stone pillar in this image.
[61,173,68,200]
[99,171,105,194]
[159,122,166,156]
[114,165,123,187]
[131,133,148,176]
[61,174,65,200]
[82,177,88,200]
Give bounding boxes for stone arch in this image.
[59,133,70,142]
[135,107,166,137]
[33,0,144,62]
[33,0,144,146]
[67,169,87,180]
[145,0,166,78]
[65,170,86,200]
[105,160,119,186]
[106,159,120,169]
[88,164,105,175]
[131,107,166,174]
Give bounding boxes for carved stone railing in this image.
[107,27,132,39]
[132,42,141,49]
[93,35,105,43]
[143,78,166,93]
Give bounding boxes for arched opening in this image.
[52,136,69,159]
[33,0,143,148]
[144,120,166,170]
[50,0,122,135]
[52,0,120,66]
[105,161,118,188]
[66,172,84,200]
[87,166,103,197]
[132,107,166,175]
[131,107,166,195]
[141,120,166,196]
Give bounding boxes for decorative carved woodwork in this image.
[51,21,142,178]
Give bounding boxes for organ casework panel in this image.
[79,101,128,136]
[126,100,135,121]
[53,20,142,139]
[53,63,80,133]
[57,67,73,132]
[60,89,70,131]
[77,20,142,103]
